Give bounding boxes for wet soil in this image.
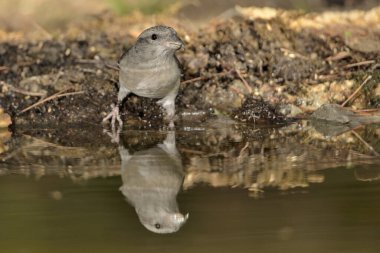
[1,7,380,129]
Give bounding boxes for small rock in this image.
[233,97,285,122]
[346,32,380,53]
[0,107,11,128]
[374,83,380,98]
[329,80,354,103]
[304,83,330,109]
[311,103,380,125]
[311,104,353,123]
[185,50,209,74]
[19,75,52,94]
[278,104,303,118]
[203,84,243,114]
[50,191,63,200]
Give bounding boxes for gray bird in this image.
[119,131,189,234]
[102,25,184,128]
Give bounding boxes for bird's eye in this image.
[151,34,158,40]
[155,223,161,229]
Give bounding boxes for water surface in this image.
[1,118,380,253]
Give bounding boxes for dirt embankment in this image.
[1,7,380,128]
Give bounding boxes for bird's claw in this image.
[103,128,121,143]
[102,104,123,130]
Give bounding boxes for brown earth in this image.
[1,7,380,130]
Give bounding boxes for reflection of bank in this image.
[119,131,188,234]
[179,118,380,197]
[1,117,379,195]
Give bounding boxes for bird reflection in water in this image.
[118,131,188,233]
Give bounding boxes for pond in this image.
[0,117,380,253]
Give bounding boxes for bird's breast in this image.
[120,60,180,98]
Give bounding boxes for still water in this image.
[0,118,380,253]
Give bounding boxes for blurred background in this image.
[1,0,379,31]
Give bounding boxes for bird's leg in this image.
[102,86,130,130]
[102,103,122,128]
[157,86,178,128]
[118,145,131,162]
[103,126,121,143]
[158,131,178,157]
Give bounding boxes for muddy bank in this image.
[1,7,380,128]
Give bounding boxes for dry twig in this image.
[239,142,250,157]
[32,21,52,40]
[343,60,376,69]
[19,89,84,115]
[341,75,372,107]
[75,59,120,72]
[316,74,339,81]
[235,69,253,94]
[352,108,380,113]
[181,76,206,84]
[351,130,379,156]
[56,91,85,98]
[75,59,101,64]
[326,51,351,61]
[105,63,120,71]
[0,66,9,72]
[0,81,46,97]
[181,70,231,85]
[179,148,205,155]
[229,86,245,99]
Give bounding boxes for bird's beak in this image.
[167,35,184,50]
[166,41,183,50]
[170,212,189,224]
[176,35,185,49]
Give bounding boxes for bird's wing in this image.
[118,46,132,64]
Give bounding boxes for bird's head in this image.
[139,211,189,234]
[135,25,184,55]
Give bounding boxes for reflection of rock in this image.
[0,132,120,179]
[310,104,380,137]
[355,166,380,182]
[310,119,352,137]
[311,104,355,123]
[311,104,380,125]
[119,131,188,234]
